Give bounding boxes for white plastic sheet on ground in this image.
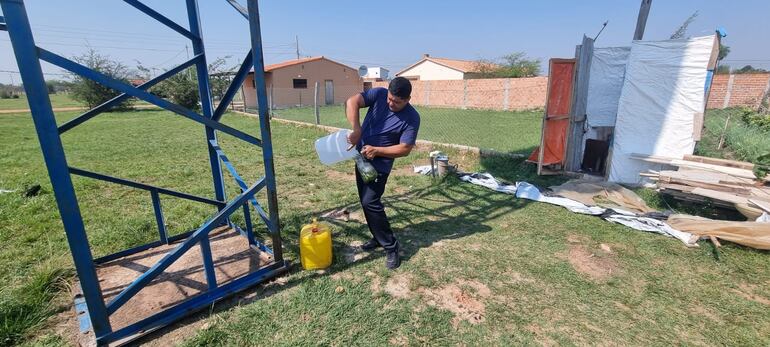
[458,172,518,195]
[586,47,630,128]
[604,215,699,245]
[515,182,605,215]
[456,173,698,246]
[608,35,715,184]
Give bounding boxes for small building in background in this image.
[362,67,389,91]
[396,54,495,81]
[243,56,361,109]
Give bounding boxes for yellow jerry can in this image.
[299,218,333,270]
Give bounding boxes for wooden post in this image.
[565,35,594,172]
[314,81,320,125]
[633,0,652,40]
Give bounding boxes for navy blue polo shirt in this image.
[357,87,420,174]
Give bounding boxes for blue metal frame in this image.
[0,0,288,345]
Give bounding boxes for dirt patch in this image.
[321,208,365,223]
[369,272,382,293]
[325,170,356,182]
[457,279,491,298]
[384,274,413,299]
[331,271,355,281]
[565,244,618,281]
[614,301,631,311]
[691,305,721,321]
[389,334,409,346]
[420,280,488,327]
[732,283,770,306]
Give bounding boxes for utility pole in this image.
[295,35,300,60]
[9,73,14,86]
[633,0,652,40]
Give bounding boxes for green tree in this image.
[718,43,731,61]
[152,68,199,110]
[735,65,767,74]
[473,52,541,78]
[147,56,235,110]
[69,49,134,109]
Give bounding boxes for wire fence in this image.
[249,78,548,154]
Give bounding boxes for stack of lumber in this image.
[633,154,770,217]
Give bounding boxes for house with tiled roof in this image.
[243,56,361,109]
[395,54,498,81]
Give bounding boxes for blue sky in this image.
[1,0,769,85]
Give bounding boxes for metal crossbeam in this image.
[38,48,263,146]
[225,0,248,19]
[58,54,202,134]
[123,0,197,40]
[209,140,272,229]
[213,50,253,121]
[69,167,225,207]
[93,230,196,265]
[106,178,266,315]
[104,260,288,343]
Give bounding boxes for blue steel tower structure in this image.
[0,0,290,344]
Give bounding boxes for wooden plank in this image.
[683,154,754,170]
[690,187,749,205]
[565,35,594,172]
[660,183,696,192]
[631,153,768,181]
[709,236,722,248]
[749,199,770,213]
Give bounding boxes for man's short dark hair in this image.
[388,77,412,99]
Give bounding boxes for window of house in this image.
[293,79,308,89]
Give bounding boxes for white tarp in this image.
[586,47,631,127]
[608,35,715,184]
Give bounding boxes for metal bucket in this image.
[435,155,456,176]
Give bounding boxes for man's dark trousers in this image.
[355,168,398,251]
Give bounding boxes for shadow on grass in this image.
[134,158,547,344]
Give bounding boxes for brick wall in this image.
[372,76,548,111]
[707,73,770,110]
[369,72,767,112]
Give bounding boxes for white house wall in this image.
[398,60,464,80]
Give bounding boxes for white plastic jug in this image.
[315,129,357,165]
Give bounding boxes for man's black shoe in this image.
[360,238,382,251]
[386,248,401,270]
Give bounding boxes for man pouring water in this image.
[345,77,420,269]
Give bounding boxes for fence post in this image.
[462,79,468,109]
[503,79,510,111]
[314,81,320,125]
[722,74,735,109]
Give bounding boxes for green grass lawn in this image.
[696,107,770,162]
[271,105,542,154]
[0,94,83,111]
[1,110,769,346]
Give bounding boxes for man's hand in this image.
[347,128,361,148]
[361,145,379,159]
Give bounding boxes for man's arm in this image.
[361,143,414,159]
[346,94,366,146]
